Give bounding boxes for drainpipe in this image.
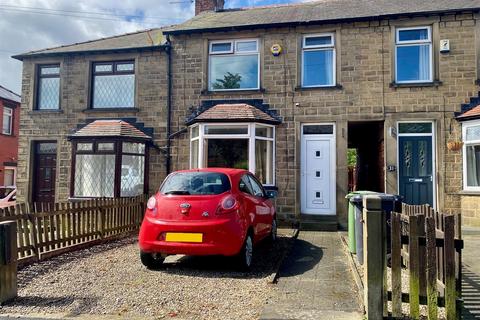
[165,36,173,175]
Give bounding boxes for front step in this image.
[300,214,338,231]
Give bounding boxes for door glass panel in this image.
[403,141,413,176]
[36,142,57,154]
[303,125,334,135]
[418,140,428,176]
[398,122,432,134]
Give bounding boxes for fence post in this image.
[0,221,18,304]
[363,195,385,319]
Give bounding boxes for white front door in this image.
[301,124,336,215]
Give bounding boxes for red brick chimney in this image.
[195,0,224,15]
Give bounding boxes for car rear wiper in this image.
[164,190,191,195]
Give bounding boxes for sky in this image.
[0,0,309,94]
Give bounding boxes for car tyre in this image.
[237,233,253,272]
[140,251,165,269]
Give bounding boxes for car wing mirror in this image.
[265,190,278,199]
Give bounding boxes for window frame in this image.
[2,107,13,135]
[3,166,16,187]
[301,33,336,88]
[462,119,480,192]
[208,38,260,91]
[35,64,61,110]
[394,26,433,84]
[189,122,275,186]
[71,139,148,198]
[90,60,136,109]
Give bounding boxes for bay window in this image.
[302,33,336,87]
[463,120,480,191]
[73,140,146,197]
[395,26,433,83]
[208,39,260,91]
[190,123,275,185]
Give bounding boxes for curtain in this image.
[418,44,430,81]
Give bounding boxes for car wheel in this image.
[270,218,278,243]
[140,251,165,269]
[237,234,253,271]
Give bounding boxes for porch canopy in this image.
[186,102,281,186]
[68,120,152,198]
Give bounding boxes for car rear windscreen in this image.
[160,172,231,195]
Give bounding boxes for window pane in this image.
[98,142,115,151]
[255,125,273,138]
[211,42,232,53]
[74,154,115,197]
[237,41,257,52]
[398,28,429,42]
[209,54,259,90]
[303,49,334,86]
[303,125,334,135]
[4,169,15,186]
[191,126,199,138]
[305,36,333,47]
[466,125,480,141]
[116,63,134,72]
[38,77,60,109]
[77,143,93,151]
[95,64,113,72]
[191,139,199,168]
[396,44,431,82]
[255,139,273,184]
[398,123,432,134]
[93,74,134,108]
[205,125,248,135]
[121,155,145,196]
[466,145,480,187]
[41,66,60,75]
[122,142,145,154]
[206,139,249,169]
[2,109,12,135]
[161,172,231,195]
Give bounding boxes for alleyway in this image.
[261,231,363,320]
[462,228,480,320]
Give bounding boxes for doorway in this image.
[32,142,57,203]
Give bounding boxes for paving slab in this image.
[261,231,363,320]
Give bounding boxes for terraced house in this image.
[12,0,480,228]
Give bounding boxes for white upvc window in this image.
[189,122,275,185]
[463,120,480,191]
[395,26,433,83]
[208,39,260,91]
[302,33,336,87]
[2,107,13,135]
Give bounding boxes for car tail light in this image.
[216,195,238,215]
[147,196,157,210]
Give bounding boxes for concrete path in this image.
[261,231,363,320]
[462,227,480,320]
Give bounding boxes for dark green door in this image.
[398,136,434,206]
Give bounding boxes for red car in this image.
[138,168,277,271]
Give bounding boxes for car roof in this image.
[173,168,249,177]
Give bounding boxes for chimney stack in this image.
[195,0,224,15]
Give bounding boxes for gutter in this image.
[165,36,173,175]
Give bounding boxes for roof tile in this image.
[70,120,152,140]
[189,103,280,124]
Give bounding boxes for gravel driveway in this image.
[0,231,293,320]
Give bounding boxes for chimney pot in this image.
[195,0,224,15]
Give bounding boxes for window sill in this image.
[82,108,140,113]
[201,88,265,96]
[458,190,480,196]
[0,133,15,137]
[389,81,442,88]
[295,84,343,91]
[28,109,63,115]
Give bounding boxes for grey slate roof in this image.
[13,28,167,60]
[0,85,21,103]
[164,0,480,34]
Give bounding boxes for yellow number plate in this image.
[165,232,203,243]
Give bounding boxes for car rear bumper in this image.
[138,215,246,256]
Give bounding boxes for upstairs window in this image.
[208,39,260,91]
[395,27,433,83]
[36,64,60,110]
[92,61,135,108]
[2,107,13,135]
[302,34,336,87]
[463,120,480,191]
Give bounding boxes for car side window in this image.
[248,175,265,198]
[239,175,254,195]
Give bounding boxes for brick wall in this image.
[0,98,20,186]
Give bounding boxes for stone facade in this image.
[15,11,480,227]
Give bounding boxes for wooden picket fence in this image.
[0,196,146,266]
[388,204,463,319]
